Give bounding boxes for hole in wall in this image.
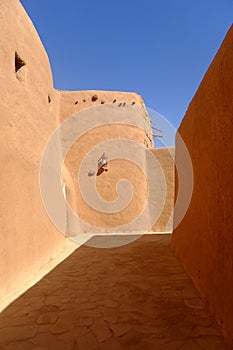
[75,101,78,105]
[101,101,105,104]
[15,52,25,73]
[48,95,51,103]
[113,99,117,103]
[92,95,98,102]
[132,101,135,105]
[83,99,86,102]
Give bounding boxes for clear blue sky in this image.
[21,0,232,130]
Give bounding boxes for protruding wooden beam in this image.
[152,134,163,138]
[152,126,162,132]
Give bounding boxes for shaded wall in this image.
[172,25,233,339]
[150,147,174,232]
[0,1,65,305]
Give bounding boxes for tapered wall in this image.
[172,25,233,339]
[0,0,65,306]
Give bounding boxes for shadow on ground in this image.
[0,235,232,350]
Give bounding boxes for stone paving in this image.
[0,234,232,350]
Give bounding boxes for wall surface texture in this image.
[150,147,174,232]
[172,25,233,339]
[59,91,155,234]
[0,0,66,305]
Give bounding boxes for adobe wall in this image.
[59,91,154,233]
[0,0,65,306]
[58,92,174,234]
[172,25,233,339]
[150,147,175,232]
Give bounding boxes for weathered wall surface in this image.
[59,92,154,233]
[150,147,175,232]
[172,26,233,339]
[0,0,65,305]
[59,96,174,234]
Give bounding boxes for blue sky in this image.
[21,0,232,133]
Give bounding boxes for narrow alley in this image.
[0,235,231,350]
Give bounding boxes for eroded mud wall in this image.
[0,1,65,304]
[59,91,153,233]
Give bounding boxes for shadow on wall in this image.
[148,147,175,233]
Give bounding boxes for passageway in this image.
[0,235,232,350]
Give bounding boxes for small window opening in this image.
[48,95,51,103]
[75,101,78,105]
[92,95,98,102]
[113,99,117,103]
[15,52,25,73]
[83,99,86,102]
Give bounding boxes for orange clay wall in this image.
[59,91,154,233]
[150,147,174,232]
[172,25,233,340]
[0,0,66,305]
